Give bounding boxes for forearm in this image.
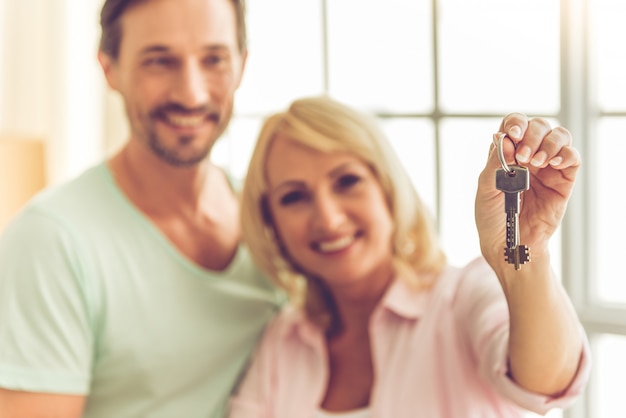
[0,389,85,418]
[498,251,583,396]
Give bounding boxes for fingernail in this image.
[549,156,563,166]
[531,152,547,167]
[509,125,522,139]
[516,146,531,163]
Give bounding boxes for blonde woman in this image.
[230,96,590,417]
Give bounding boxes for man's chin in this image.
[147,142,209,167]
[160,151,210,167]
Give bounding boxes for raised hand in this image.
[475,113,581,270]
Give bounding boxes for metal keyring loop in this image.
[493,132,514,174]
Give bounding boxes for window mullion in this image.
[560,0,592,417]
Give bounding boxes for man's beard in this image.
[136,102,229,167]
[147,131,212,167]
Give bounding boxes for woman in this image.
[230,96,590,417]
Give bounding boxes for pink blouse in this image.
[229,257,591,418]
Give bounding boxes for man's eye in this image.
[280,191,305,205]
[204,55,228,67]
[336,174,361,189]
[144,57,175,68]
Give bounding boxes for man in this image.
[0,0,282,417]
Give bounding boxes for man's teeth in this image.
[166,114,205,127]
[318,235,354,252]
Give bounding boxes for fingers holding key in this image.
[549,143,581,170]
[517,122,574,169]
[499,115,581,171]
[499,112,529,142]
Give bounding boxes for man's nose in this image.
[172,61,210,108]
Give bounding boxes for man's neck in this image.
[107,142,241,271]
[107,143,219,216]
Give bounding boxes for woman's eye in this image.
[336,174,361,189]
[279,191,305,206]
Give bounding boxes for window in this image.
[579,1,626,417]
[221,0,564,268]
[215,0,626,416]
[0,1,4,125]
[591,0,626,305]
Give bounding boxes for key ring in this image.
[493,132,517,174]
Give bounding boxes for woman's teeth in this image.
[318,235,354,252]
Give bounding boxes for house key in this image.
[493,133,530,270]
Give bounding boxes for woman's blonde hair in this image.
[241,95,446,330]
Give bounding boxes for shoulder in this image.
[419,257,503,318]
[256,304,322,351]
[431,257,500,301]
[444,257,509,334]
[0,162,118,267]
[265,305,309,337]
[8,162,113,228]
[453,257,503,303]
[224,245,286,303]
[21,162,137,234]
[30,162,114,214]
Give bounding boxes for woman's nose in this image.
[311,195,346,232]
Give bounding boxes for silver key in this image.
[495,165,530,270]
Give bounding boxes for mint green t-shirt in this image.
[0,162,283,418]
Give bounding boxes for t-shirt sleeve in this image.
[456,257,591,415]
[0,207,94,394]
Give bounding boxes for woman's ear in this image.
[261,196,281,246]
[261,195,292,263]
[261,195,273,225]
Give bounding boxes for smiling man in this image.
[0,1,282,417]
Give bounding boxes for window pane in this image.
[439,118,496,267]
[594,0,626,111]
[438,0,559,114]
[592,334,626,417]
[213,117,264,184]
[219,116,438,211]
[327,0,433,113]
[594,118,626,304]
[235,0,324,115]
[65,0,106,177]
[380,118,437,215]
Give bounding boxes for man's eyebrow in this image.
[138,44,231,55]
[139,45,170,55]
[203,44,231,53]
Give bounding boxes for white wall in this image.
[0,0,126,186]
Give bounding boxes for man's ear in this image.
[98,51,120,91]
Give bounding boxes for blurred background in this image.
[0,0,624,416]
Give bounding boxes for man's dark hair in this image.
[99,0,248,60]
